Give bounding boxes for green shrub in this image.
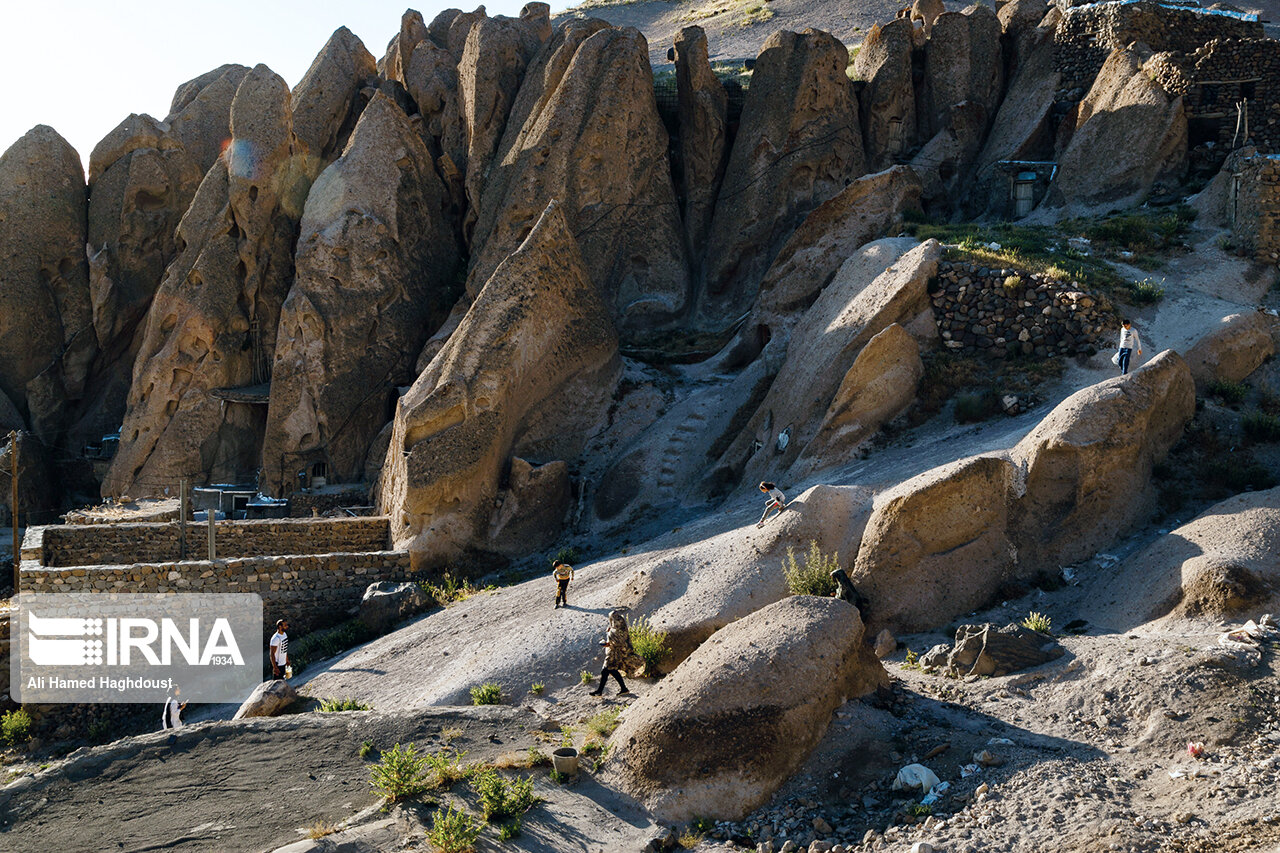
[319,697,370,712]
[907,802,933,817]
[579,670,594,685]
[424,747,474,788]
[553,546,580,566]
[420,572,490,607]
[1126,277,1165,304]
[87,719,111,744]
[359,740,375,759]
[783,540,839,596]
[1,709,32,747]
[526,747,550,767]
[628,616,671,673]
[586,707,622,738]
[369,743,432,802]
[1208,380,1249,404]
[1022,611,1053,634]
[530,682,545,695]
[471,683,503,705]
[497,819,522,841]
[1242,411,1280,442]
[1201,455,1278,494]
[1002,274,1023,291]
[426,803,482,853]
[471,770,540,820]
[288,618,378,675]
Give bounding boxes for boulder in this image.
[713,238,938,488]
[0,125,92,441]
[750,166,923,329]
[359,581,431,633]
[912,0,945,37]
[521,3,553,43]
[458,14,542,240]
[1010,350,1195,572]
[290,27,378,173]
[261,93,463,494]
[604,596,888,823]
[873,629,897,658]
[105,65,307,496]
[232,679,299,720]
[927,623,1064,677]
[466,23,689,331]
[702,29,865,325]
[164,64,250,177]
[673,26,728,259]
[378,201,619,566]
[799,323,923,469]
[486,457,572,555]
[1052,45,1186,209]
[920,5,1002,139]
[851,454,1019,633]
[853,19,916,170]
[1182,312,1277,390]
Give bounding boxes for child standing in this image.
[1117,319,1142,375]
[757,481,786,528]
[552,560,574,609]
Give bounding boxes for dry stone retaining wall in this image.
[39,517,390,567]
[1228,150,1280,262]
[931,258,1118,357]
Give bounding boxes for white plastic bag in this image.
[892,764,941,794]
[1111,351,1121,366]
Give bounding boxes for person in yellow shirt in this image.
[552,560,575,609]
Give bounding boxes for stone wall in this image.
[931,258,1118,357]
[40,517,390,567]
[1054,1,1263,94]
[20,549,413,633]
[1227,150,1280,262]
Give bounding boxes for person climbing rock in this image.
[1117,319,1142,375]
[590,609,641,697]
[552,559,574,608]
[757,481,786,528]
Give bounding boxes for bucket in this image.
[551,747,579,775]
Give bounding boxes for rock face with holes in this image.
[1010,350,1195,571]
[1182,311,1277,390]
[1053,44,1187,209]
[920,5,1003,139]
[378,201,619,567]
[465,22,689,332]
[604,596,888,823]
[290,26,378,175]
[105,65,308,496]
[702,29,865,325]
[673,25,728,259]
[854,19,917,170]
[714,238,939,489]
[165,64,250,177]
[0,125,93,442]
[261,93,463,495]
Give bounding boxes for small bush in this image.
[1201,456,1278,494]
[1022,611,1053,634]
[586,707,622,738]
[471,770,540,820]
[783,540,839,597]
[424,748,474,788]
[579,670,594,686]
[902,649,920,671]
[306,821,340,839]
[549,768,567,784]
[497,819,522,841]
[471,683,503,705]
[553,546,580,566]
[359,740,375,759]
[1125,277,1164,305]
[907,802,933,817]
[369,743,432,802]
[87,719,111,744]
[526,747,550,767]
[1,709,32,747]
[319,697,370,712]
[426,803,482,853]
[629,616,671,673]
[678,830,705,849]
[1207,379,1249,404]
[1002,274,1023,291]
[530,682,545,695]
[419,572,492,607]
[1243,411,1280,442]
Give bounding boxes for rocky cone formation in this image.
[673,25,728,261]
[604,596,888,824]
[1182,311,1277,390]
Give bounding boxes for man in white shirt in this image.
[1117,320,1142,375]
[162,685,186,730]
[269,619,290,680]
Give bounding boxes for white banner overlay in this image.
[12,593,264,703]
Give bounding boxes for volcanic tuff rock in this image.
[852,453,1020,634]
[921,5,1003,140]
[854,19,916,170]
[1009,350,1196,571]
[1053,44,1187,209]
[105,65,309,495]
[912,0,945,37]
[910,99,988,215]
[465,22,689,330]
[378,201,619,566]
[405,40,467,174]
[673,25,728,260]
[164,64,250,178]
[290,26,378,176]
[702,29,866,325]
[1182,311,1277,390]
[749,166,923,329]
[604,596,888,824]
[715,238,938,486]
[0,125,92,442]
[261,93,462,494]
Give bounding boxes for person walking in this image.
[269,618,290,680]
[161,685,186,730]
[552,559,575,609]
[756,481,786,528]
[1117,319,1142,375]
[589,610,640,697]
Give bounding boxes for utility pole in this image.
[10,431,18,596]
[178,479,188,560]
[207,508,216,561]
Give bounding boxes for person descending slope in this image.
[1116,319,1142,375]
[552,559,575,609]
[589,609,641,697]
[757,481,786,528]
